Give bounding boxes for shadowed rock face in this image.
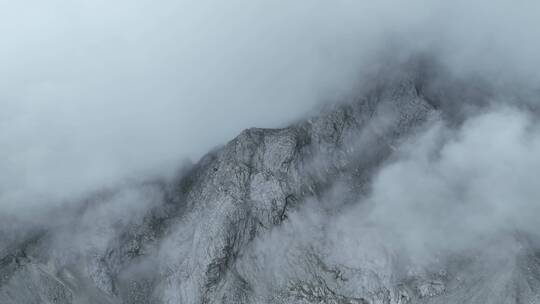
[1,67,539,304]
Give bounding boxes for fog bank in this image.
[2,0,540,217]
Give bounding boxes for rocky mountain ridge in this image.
[1,69,539,304]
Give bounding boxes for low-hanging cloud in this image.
[2,0,540,219]
[237,105,540,300]
[361,107,540,259]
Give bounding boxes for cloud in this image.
[237,105,540,300]
[1,0,540,219]
[361,106,540,259]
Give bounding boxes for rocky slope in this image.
[1,67,539,304]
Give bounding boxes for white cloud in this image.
[1,0,540,218]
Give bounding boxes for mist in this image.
[3,2,540,302]
[234,105,540,301]
[365,107,540,255]
[2,0,540,222]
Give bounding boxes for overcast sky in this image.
[1,0,540,218]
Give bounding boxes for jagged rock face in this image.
[150,76,434,304]
[1,73,539,304]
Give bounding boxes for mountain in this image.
[1,63,539,304]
